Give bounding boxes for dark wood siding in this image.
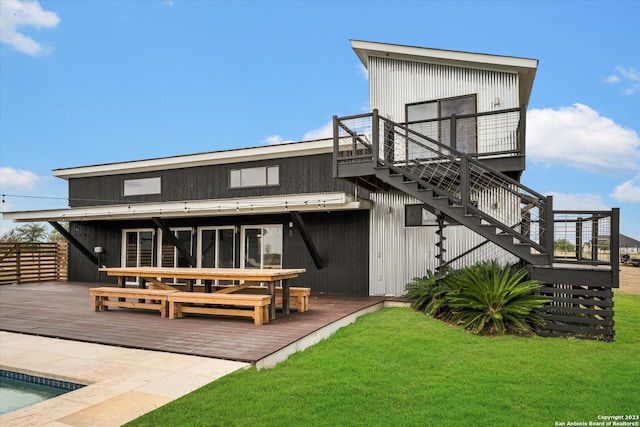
[68,153,362,207]
[68,210,370,295]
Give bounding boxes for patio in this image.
[0,281,392,367]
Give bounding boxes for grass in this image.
[126,294,640,427]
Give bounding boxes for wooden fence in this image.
[0,242,68,284]
[538,284,614,342]
[531,267,616,342]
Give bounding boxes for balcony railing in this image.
[553,210,620,267]
[333,109,551,257]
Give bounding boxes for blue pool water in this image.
[0,370,85,415]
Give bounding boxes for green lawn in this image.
[126,294,640,427]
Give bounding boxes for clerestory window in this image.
[123,177,161,196]
[229,166,279,189]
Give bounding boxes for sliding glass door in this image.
[241,225,282,269]
[197,227,235,269]
[122,229,155,285]
[406,94,477,154]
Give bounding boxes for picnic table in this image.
[98,267,306,320]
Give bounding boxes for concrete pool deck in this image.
[0,331,250,427]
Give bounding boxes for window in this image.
[406,95,477,153]
[405,205,438,227]
[123,177,161,196]
[160,228,193,269]
[241,225,282,269]
[194,226,236,285]
[197,227,235,269]
[122,229,155,285]
[229,166,279,188]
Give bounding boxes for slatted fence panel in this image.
[0,242,68,284]
[536,283,615,342]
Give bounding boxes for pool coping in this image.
[0,331,251,427]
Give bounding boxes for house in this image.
[620,234,640,255]
[3,41,620,320]
[6,140,372,294]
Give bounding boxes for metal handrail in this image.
[334,109,551,255]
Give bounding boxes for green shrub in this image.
[404,270,441,313]
[405,260,548,336]
[447,260,547,335]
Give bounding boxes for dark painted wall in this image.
[69,210,370,295]
[68,153,360,207]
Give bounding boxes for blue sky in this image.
[1,0,639,239]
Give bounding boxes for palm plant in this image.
[446,260,548,336]
[404,270,440,313]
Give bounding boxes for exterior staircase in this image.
[333,109,620,341]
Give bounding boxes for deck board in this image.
[0,281,387,364]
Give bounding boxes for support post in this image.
[460,155,469,215]
[592,217,599,262]
[450,114,457,151]
[289,212,325,269]
[332,115,339,178]
[543,195,554,265]
[151,218,196,267]
[576,217,583,262]
[48,221,100,266]
[611,208,620,288]
[520,105,527,157]
[16,245,21,284]
[372,109,379,167]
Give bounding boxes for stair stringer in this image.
[372,165,551,266]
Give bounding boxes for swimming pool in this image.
[0,369,86,415]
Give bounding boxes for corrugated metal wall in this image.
[369,191,517,296]
[369,57,520,154]
[366,55,522,295]
[369,191,435,295]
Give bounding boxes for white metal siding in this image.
[365,54,524,295]
[369,56,520,153]
[368,191,517,296]
[369,191,435,295]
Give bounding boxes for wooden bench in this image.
[90,287,177,317]
[167,292,271,325]
[168,284,312,313]
[234,286,311,313]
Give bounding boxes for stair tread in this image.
[370,161,553,265]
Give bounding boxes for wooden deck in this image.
[0,281,388,364]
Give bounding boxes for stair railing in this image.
[334,109,554,261]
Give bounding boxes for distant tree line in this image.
[554,239,575,252]
[0,223,67,243]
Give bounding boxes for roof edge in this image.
[351,39,538,106]
[351,39,538,71]
[53,138,335,180]
[1,192,371,222]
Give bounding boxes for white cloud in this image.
[606,65,640,95]
[0,0,60,55]
[527,103,640,176]
[302,120,333,141]
[262,120,334,146]
[611,173,640,204]
[605,74,620,84]
[262,135,293,145]
[0,167,40,190]
[547,191,609,211]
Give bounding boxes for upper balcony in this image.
[333,105,528,192]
